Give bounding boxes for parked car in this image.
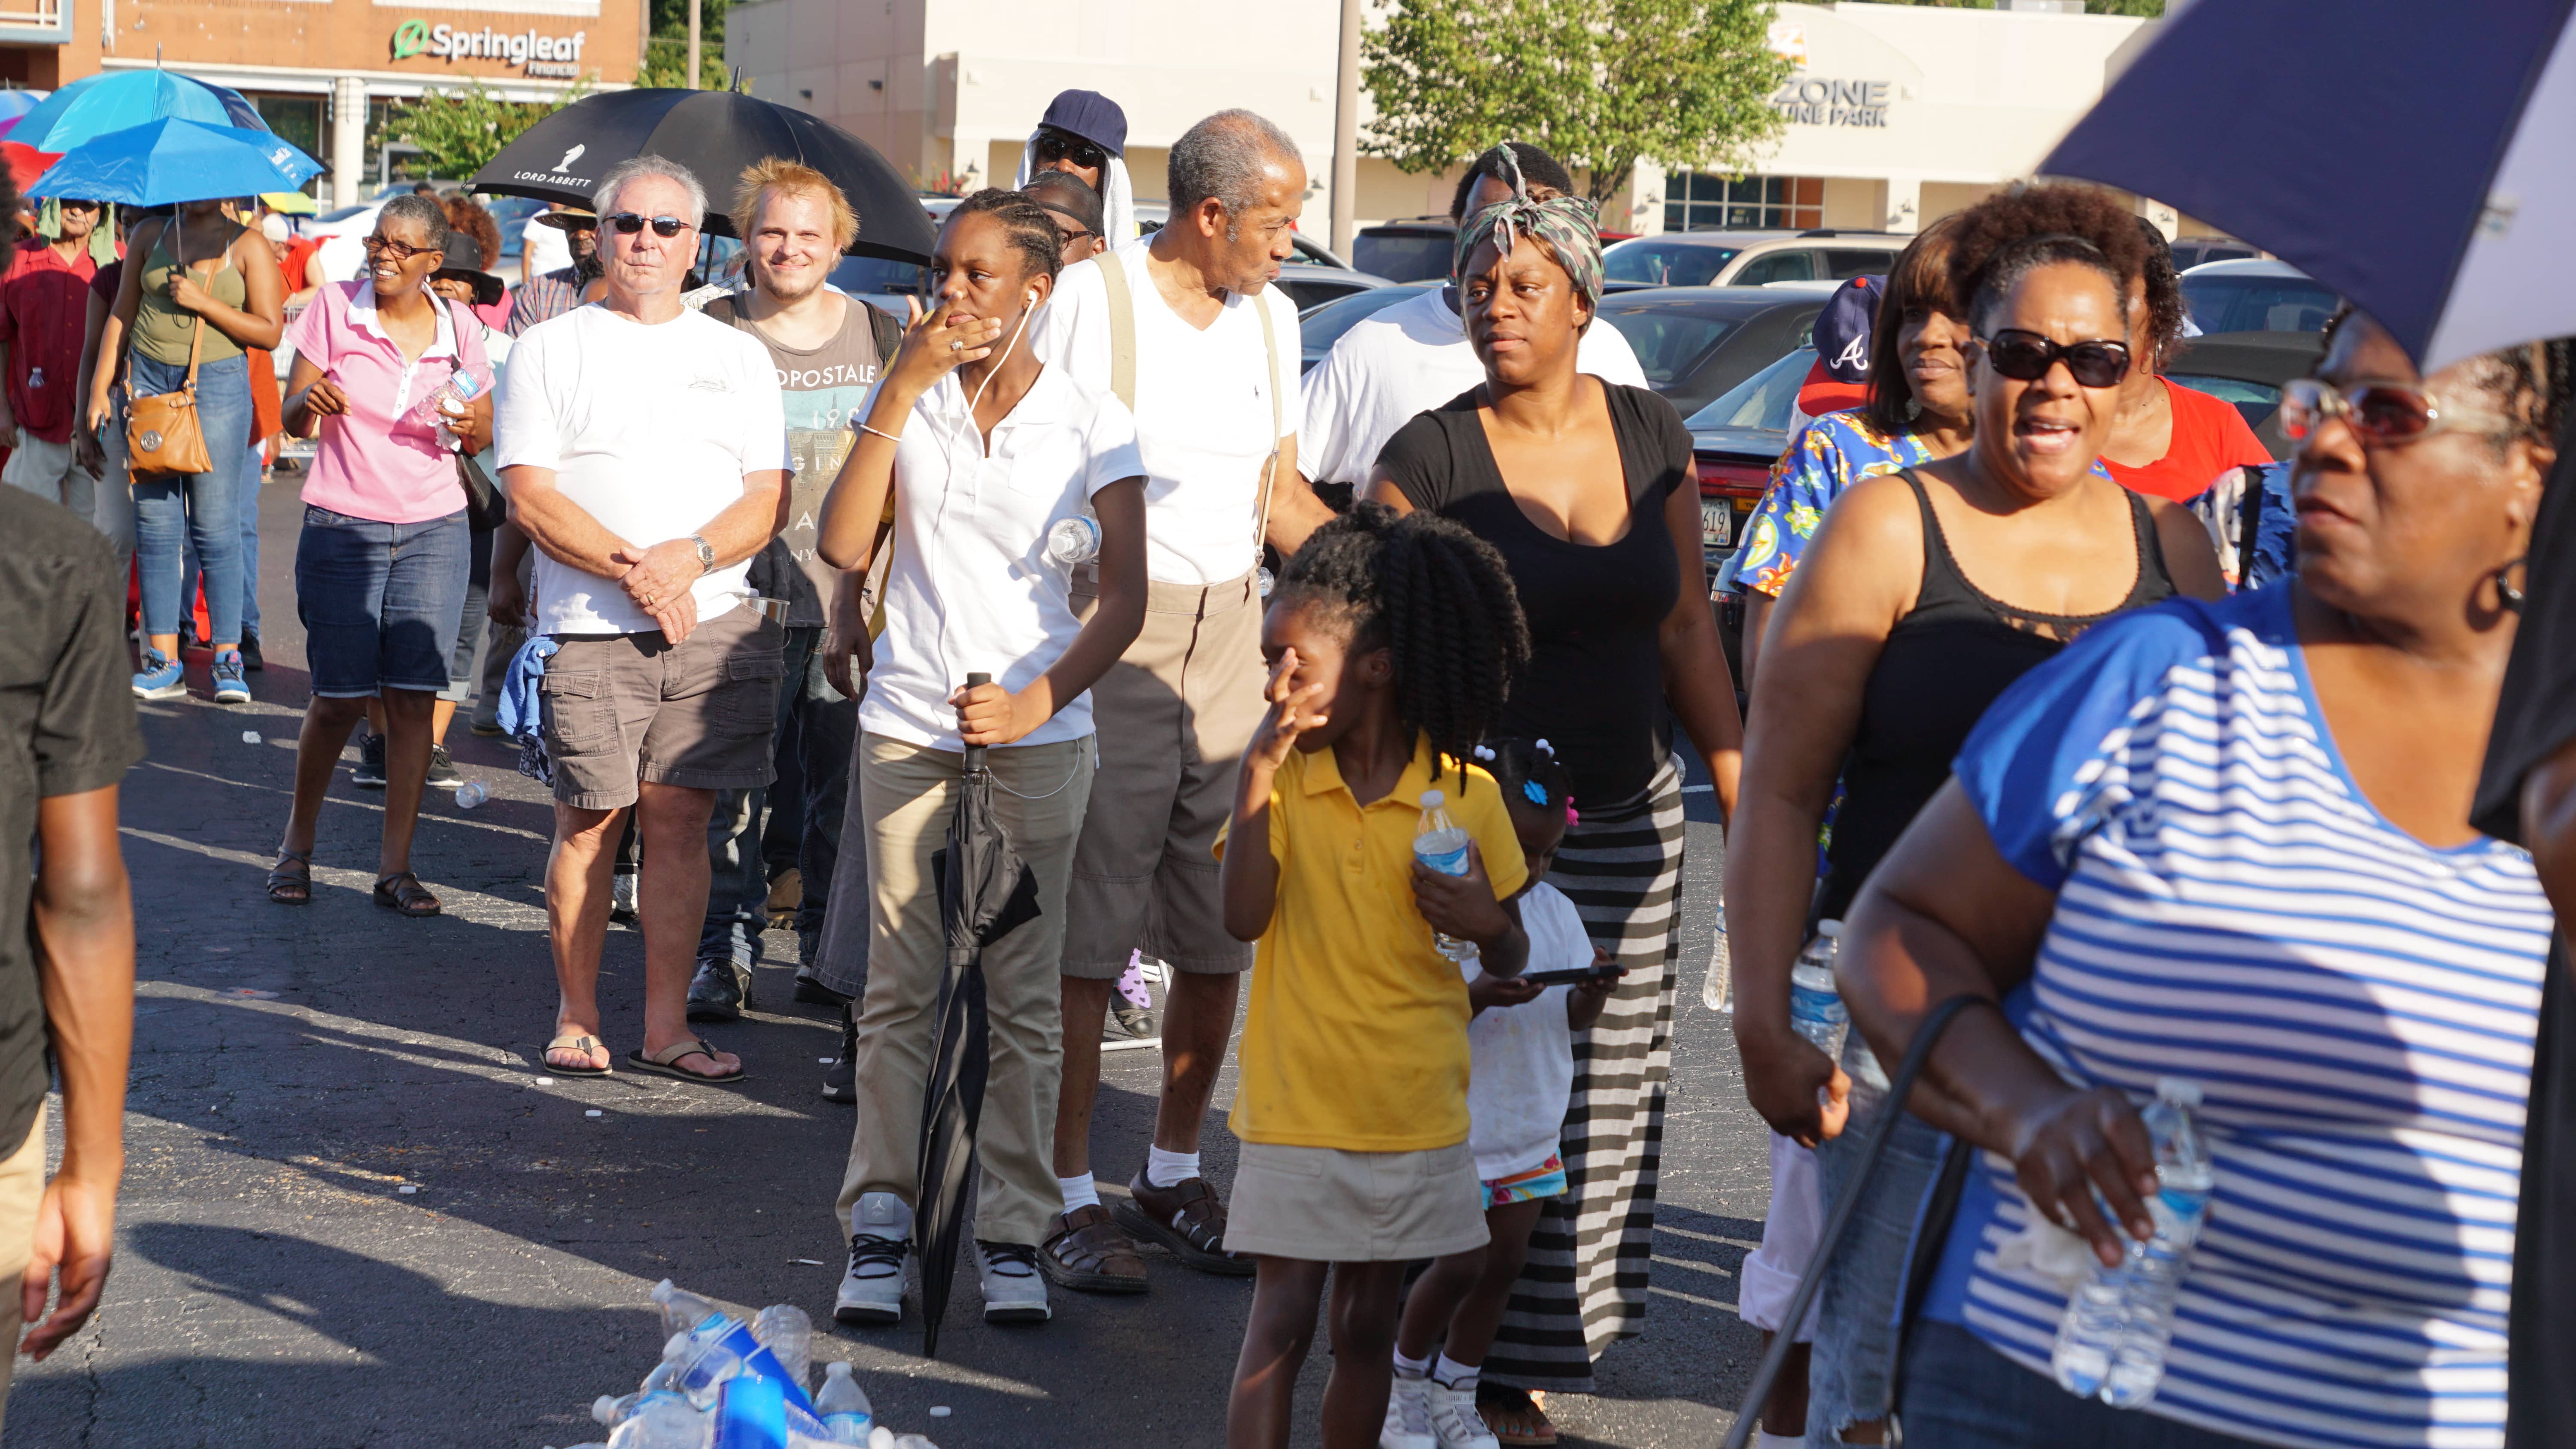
[2167,237,2260,271]
[1351,217,1455,283]
[1297,280,1441,373]
[2179,258,2340,336]
[2163,327,2329,460]
[1271,265,1393,313]
[1602,229,1907,293]
[1593,286,1825,416]
[1681,345,1809,674]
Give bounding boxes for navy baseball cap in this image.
[1798,274,1883,416]
[1039,90,1127,158]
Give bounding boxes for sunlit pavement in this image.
[6,480,1779,1448]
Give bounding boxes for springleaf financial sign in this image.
[392,19,589,79]
[1773,76,1892,128]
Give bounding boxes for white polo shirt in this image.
[857,363,1144,751]
[1031,239,1300,587]
[1300,285,1650,488]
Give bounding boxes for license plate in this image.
[1701,499,1732,549]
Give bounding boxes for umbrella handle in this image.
[962,672,991,771]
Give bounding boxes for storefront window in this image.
[253,95,322,167]
[1665,174,1823,233]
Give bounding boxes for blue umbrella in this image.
[30,118,319,207]
[2042,0,2576,372]
[0,91,47,128]
[10,70,262,153]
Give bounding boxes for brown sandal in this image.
[373,871,440,917]
[1115,1172,1255,1277]
[1039,1203,1150,1294]
[267,851,313,906]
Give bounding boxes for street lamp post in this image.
[1331,0,1361,255]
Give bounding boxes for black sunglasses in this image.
[1036,130,1108,173]
[603,212,693,238]
[1979,329,2131,388]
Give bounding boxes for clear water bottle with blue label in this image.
[2051,1077,2213,1407]
[410,367,485,451]
[814,1361,875,1443]
[1045,515,1100,570]
[1787,920,1847,1063]
[1413,789,1474,961]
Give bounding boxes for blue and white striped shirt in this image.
[1922,585,2551,1449]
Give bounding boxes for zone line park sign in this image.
[392,19,590,79]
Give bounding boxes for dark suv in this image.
[1351,218,1456,284]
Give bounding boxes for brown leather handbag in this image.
[125,301,212,479]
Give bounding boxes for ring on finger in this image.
[948,340,964,352]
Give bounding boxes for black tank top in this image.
[1816,470,2178,922]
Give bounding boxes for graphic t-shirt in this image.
[702,293,884,627]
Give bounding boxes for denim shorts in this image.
[1897,1320,2266,1449]
[295,505,471,697]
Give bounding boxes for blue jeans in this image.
[177,439,265,637]
[1898,1321,2264,1449]
[293,506,471,698]
[131,351,252,646]
[1809,1101,1950,1445]
[698,627,857,968]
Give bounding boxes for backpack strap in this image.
[1092,253,1137,412]
[1250,289,1282,570]
[862,299,902,368]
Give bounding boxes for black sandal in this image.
[267,851,313,906]
[373,871,440,917]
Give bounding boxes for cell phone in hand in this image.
[1517,964,1621,988]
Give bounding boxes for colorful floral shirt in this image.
[1713,411,1931,598]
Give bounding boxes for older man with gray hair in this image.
[496,154,790,1086]
[1027,108,1335,1296]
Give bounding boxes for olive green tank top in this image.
[134,226,249,366]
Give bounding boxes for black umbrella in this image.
[917,672,1042,1358]
[466,86,936,265]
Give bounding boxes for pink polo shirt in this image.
[286,280,493,524]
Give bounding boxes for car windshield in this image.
[316,203,373,224]
[1352,230,1452,284]
[1688,346,1813,432]
[2166,372,2283,434]
[1605,240,1741,288]
[830,255,929,298]
[1597,306,1742,393]
[2181,274,2339,333]
[1300,285,1429,352]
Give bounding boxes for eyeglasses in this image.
[1035,130,1108,173]
[57,198,100,212]
[362,234,439,262]
[603,212,694,239]
[2281,377,2513,447]
[1978,330,2132,389]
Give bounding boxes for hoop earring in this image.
[2495,557,2528,615]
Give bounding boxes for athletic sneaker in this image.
[821,1006,857,1104]
[352,733,388,788]
[975,1240,1050,1323]
[424,744,463,790]
[610,870,640,925]
[131,648,185,700]
[835,1192,912,1326]
[210,650,250,704]
[239,627,264,672]
[1381,1375,1436,1449]
[1425,1380,1500,1449]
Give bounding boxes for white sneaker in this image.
[1426,1380,1501,1449]
[1380,1374,1436,1449]
[834,1191,911,1326]
[976,1239,1051,1322]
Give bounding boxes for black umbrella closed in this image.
[467,86,936,265]
[917,673,1042,1358]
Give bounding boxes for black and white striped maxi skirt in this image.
[1485,755,1686,1391]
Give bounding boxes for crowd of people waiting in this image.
[3,70,2573,1449]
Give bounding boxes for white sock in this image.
[1058,1173,1099,1212]
[1145,1146,1199,1189]
[1751,1434,1805,1449]
[1392,1346,1433,1380]
[1432,1354,1479,1391]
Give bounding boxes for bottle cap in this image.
[2155,1076,2203,1107]
[1816,919,1842,938]
[1419,789,1445,809]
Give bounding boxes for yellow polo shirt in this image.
[1217,736,1528,1152]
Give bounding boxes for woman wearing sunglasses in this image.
[1829,308,2566,1449]
[1728,184,2223,1446]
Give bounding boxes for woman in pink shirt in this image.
[263,195,494,917]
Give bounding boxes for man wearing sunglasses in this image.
[496,155,791,1089]
[509,206,603,337]
[0,197,107,528]
[1012,89,1136,246]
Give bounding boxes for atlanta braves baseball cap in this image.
[1798,275,1882,417]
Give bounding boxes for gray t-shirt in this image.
[703,293,885,627]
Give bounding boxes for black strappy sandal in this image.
[373,871,440,917]
[266,851,313,906]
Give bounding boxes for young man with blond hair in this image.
[686,160,905,1071]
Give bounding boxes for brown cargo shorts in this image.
[1061,568,1266,978]
[539,605,785,810]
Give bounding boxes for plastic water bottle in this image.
[1044,515,1100,569]
[753,1304,812,1391]
[410,367,485,450]
[1413,790,1474,961]
[651,1279,723,1338]
[1787,921,1847,1063]
[454,779,489,809]
[2051,1078,2214,1407]
[607,1396,710,1449]
[814,1361,875,1443]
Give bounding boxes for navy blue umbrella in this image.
[2043,0,2576,370]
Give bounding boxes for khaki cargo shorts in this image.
[539,606,785,810]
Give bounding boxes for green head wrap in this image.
[1449,143,1604,307]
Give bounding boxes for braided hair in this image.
[1476,736,1575,818]
[946,187,1063,285]
[1273,502,1530,778]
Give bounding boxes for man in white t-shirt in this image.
[496,156,790,1088]
[1030,108,1336,1291]
[1300,142,1649,502]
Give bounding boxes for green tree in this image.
[1361,0,1792,209]
[641,0,733,90]
[392,78,593,181]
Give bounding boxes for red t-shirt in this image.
[2103,378,2273,503]
[0,238,98,443]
